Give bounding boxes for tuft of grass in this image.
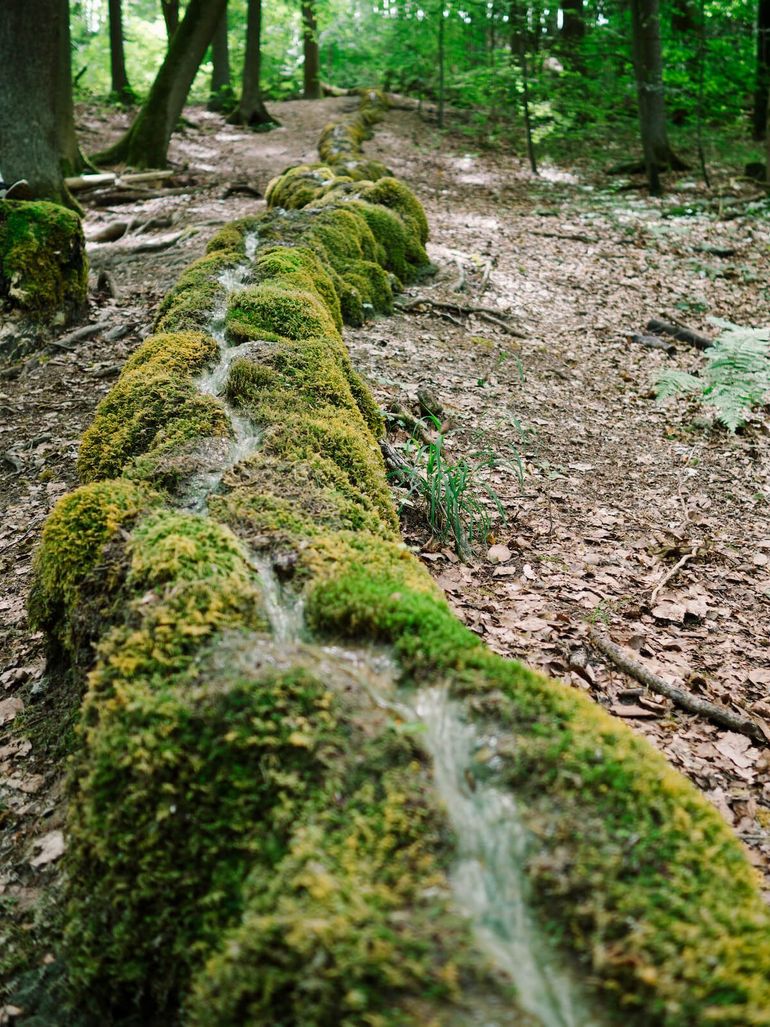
[388,417,523,559]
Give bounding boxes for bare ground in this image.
[1,95,769,963]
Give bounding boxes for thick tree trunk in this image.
[754,0,770,140]
[302,1,322,99]
[228,0,276,128]
[630,0,686,194]
[0,0,82,204]
[95,0,227,168]
[161,0,180,43]
[109,0,134,104]
[208,5,234,112]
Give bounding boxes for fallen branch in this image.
[630,333,677,356]
[48,320,114,351]
[65,170,175,192]
[531,230,598,244]
[650,548,699,604]
[647,317,713,351]
[396,297,526,337]
[587,627,769,744]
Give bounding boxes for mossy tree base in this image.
[0,200,88,319]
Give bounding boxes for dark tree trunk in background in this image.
[109,0,134,103]
[161,0,180,44]
[95,0,227,167]
[302,1,322,99]
[228,0,276,127]
[208,4,235,112]
[671,0,696,33]
[560,0,585,69]
[754,0,770,140]
[437,8,445,128]
[630,0,685,194]
[0,0,84,204]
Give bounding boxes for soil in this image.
[1,95,769,968]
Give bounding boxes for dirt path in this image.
[347,107,770,885]
[1,95,769,953]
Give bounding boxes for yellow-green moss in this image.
[122,330,219,375]
[78,365,231,482]
[154,250,241,333]
[27,480,155,657]
[205,223,247,256]
[363,176,430,245]
[0,200,87,316]
[337,157,393,181]
[187,761,488,1026]
[226,282,341,343]
[264,163,337,210]
[252,244,342,330]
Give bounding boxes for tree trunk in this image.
[208,5,235,112]
[302,1,322,99]
[161,0,180,44]
[630,0,686,193]
[228,0,276,127]
[559,0,585,69]
[108,0,134,104]
[94,0,227,168]
[754,0,770,140]
[437,8,445,128]
[0,0,83,204]
[671,0,696,33]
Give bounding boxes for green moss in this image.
[205,223,247,256]
[311,196,429,284]
[363,177,430,245]
[154,250,241,333]
[264,163,337,210]
[0,200,87,316]
[27,480,155,658]
[78,364,231,483]
[187,760,481,1026]
[337,158,393,181]
[252,244,342,329]
[123,330,219,375]
[226,282,341,343]
[211,452,397,546]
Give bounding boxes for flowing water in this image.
[183,243,264,511]
[182,233,604,1026]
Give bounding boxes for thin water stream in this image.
[181,234,604,1026]
[183,241,264,511]
[251,558,603,1027]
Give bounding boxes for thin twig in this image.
[649,548,699,604]
[587,627,769,744]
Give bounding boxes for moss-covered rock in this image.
[0,200,87,318]
[27,480,156,659]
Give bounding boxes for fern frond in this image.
[655,370,700,401]
[655,321,770,431]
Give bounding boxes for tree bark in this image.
[228,0,277,128]
[629,0,686,194]
[161,0,180,44]
[108,0,134,104]
[94,0,227,168]
[208,5,235,112]
[559,0,585,69]
[0,0,83,204]
[302,1,322,99]
[754,0,770,140]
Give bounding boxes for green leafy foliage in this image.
[656,320,770,431]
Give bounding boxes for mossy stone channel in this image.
[24,91,770,1025]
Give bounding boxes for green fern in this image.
[655,320,770,431]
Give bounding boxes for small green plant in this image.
[655,319,770,432]
[388,418,523,559]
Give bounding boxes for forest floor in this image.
[2,96,770,969]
